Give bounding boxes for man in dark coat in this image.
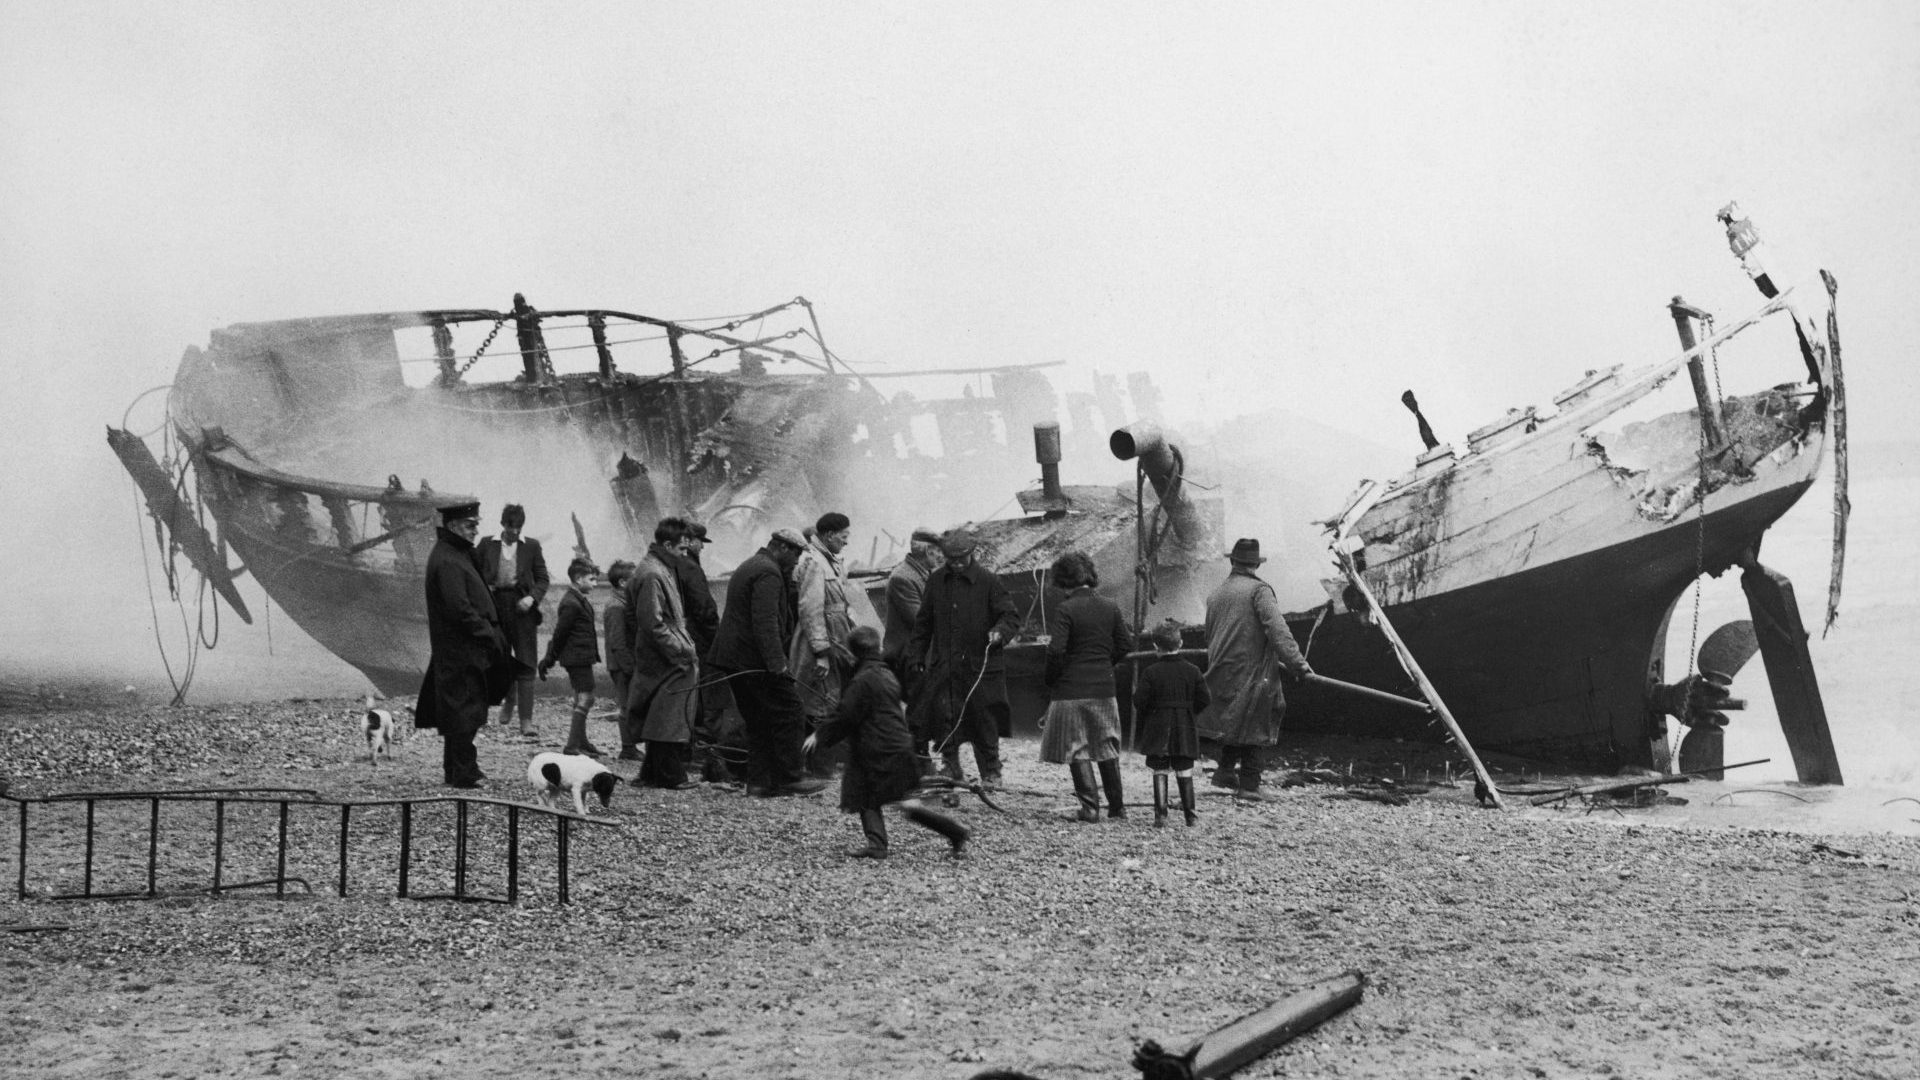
[415,501,509,788]
[477,503,550,738]
[707,528,827,797]
[1198,538,1312,797]
[909,528,1019,788]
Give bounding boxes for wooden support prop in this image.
[1134,970,1365,1079]
[1529,757,1770,807]
[1335,550,1506,809]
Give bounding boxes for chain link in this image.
[451,318,508,382]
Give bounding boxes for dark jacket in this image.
[664,545,720,657]
[883,551,935,663]
[416,526,508,732]
[476,534,551,663]
[708,547,796,675]
[1133,655,1210,758]
[814,658,921,811]
[1043,586,1133,700]
[909,560,1019,677]
[602,591,633,677]
[541,586,600,670]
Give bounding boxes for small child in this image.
[539,557,604,757]
[1132,621,1210,826]
[803,626,970,859]
[601,560,640,761]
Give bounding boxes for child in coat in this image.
[1132,621,1210,826]
[539,557,604,757]
[804,626,970,859]
[601,560,639,761]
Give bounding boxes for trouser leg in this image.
[1236,744,1264,793]
[970,679,1007,781]
[859,808,888,853]
[1212,744,1241,788]
[639,741,689,787]
[1097,759,1126,818]
[733,671,805,791]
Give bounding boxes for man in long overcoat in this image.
[626,520,701,789]
[708,528,827,797]
[1197,537,1312,796]
[909,528,1019,788]
[415,501,509,788]
[477,503,550,737]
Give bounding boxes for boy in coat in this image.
[804,627,970,859]
[1133,621,1210,826]
[539,557,603,757]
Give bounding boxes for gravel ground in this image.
[3,694,1918,1079]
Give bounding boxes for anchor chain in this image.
[452,317,509,382]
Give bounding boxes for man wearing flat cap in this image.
[416,501,510,788]
[708,528,827,796]
[884,527,944,768]
[1197,538,1312,798]
[909,527,1019,789]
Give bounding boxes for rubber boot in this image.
[902,801,971,859]
[848,808,888,858]
[563,704,592,755]
[1177,773,1198,827]
[1152,772,1170,828]
[1098,759,1126,819]
[1069,762,1100,822]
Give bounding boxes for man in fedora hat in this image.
[1197,538,1312,798]
[415,501,510,788]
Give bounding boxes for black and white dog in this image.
[363,695,398,767]
[526,752,618,816]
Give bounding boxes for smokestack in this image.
[1034,421,1063,503]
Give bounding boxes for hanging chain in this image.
[1678,378,1712,727]
[452,317,508,381]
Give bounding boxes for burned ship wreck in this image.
[113,208,1849,783]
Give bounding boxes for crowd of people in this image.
[415,500,1314,857]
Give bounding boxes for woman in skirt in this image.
[1038,551,1134,822]
[1133,620,1210,826]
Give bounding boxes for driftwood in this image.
[1530,758,1770,807]
[1134,970,1366,1079]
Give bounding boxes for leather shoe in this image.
[618,748,643,761]
[845,845,888,859]
[775,778,829,796]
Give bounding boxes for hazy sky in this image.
[4,2,1916,710]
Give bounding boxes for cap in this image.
[940,528,978,558]
[1227,538,1266,565]
[910,526,942,544]
[686,521,710,541]
[437,501,481,523]
[771,527,807,550]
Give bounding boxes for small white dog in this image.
[526,752,619,816]
[363,695,398,767]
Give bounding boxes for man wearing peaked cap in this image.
[884,526,945,772]
[706,528,828,796]
[416,501,510,788]
[1197,537,1311,799]
[909,525,1018,790]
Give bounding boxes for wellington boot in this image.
[1069,762,1100,822]
[1098,759,1126,819]
[1152,773,1170,828]
[1177,775,1198,827]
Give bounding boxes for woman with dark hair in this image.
[1037,551,1134,822]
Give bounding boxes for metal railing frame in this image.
[4,787,613,905]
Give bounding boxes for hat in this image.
[686,521,710,541]
[910,526,942,544]
[436,501,481,523]
[940,528,978,558]
[770,527,807,551]
[1227,538,1266,565]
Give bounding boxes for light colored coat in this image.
[788,538,880,720]
[1197,566,1309,747]
[626,549,699,744]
